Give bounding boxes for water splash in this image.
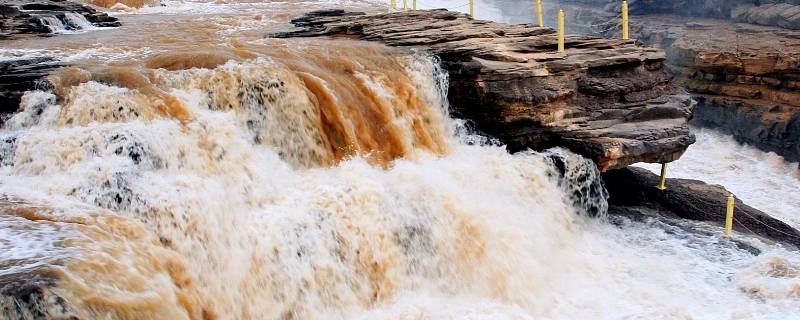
[635,127,800,228]
[0,30,798,320]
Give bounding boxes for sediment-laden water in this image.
[1,1,799,319]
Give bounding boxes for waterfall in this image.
[0,40,798,319]
[35,15,68,33]
[64,12,95,31]
[32,13,95,34]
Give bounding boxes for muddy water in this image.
[1,1,800,319]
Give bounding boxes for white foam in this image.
[635,127,800,228]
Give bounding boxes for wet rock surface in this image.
[273,9,696,171]
[0,0,120,38]
[0,57,63,116]
[603,167,800,249]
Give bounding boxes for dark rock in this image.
[692,95,800,162]
[0,57,64,117]
[0,0,121,38]
[271,9,696,171]
[603,166,800,249]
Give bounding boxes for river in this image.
[1,1,798,319]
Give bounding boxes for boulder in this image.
[272,9,696,171]
[603,166,800,249]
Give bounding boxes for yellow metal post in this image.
[725,194,735,237]
[536,0,543,27]
[390,0,396,12]
[657,163,667,190]
[557,9,565,53]
[403,0,407,11]
[469,0,474,17]
[622,0,629,40]
[413,0,416,10]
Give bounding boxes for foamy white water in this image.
[636,127,800,228]
[1,1,800,319]
[0,49,798,319]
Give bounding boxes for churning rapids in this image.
[1,0,800,319]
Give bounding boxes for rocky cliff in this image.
[272,9,696,171]
[550,1,800,162]
[626,16,800,162]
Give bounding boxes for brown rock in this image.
[626,15,800,162]
[272,9,696,171]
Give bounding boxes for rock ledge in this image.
[273,9,696,171]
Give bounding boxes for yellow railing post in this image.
[622,0,629,40]
[469,0,474,17]
[725,194,735,237]
[557,9,565,53]
[390,0,396,12]
[657,163,667,190]
[536,0,543,27]
[413,0,416,10]
[403,0,407,11]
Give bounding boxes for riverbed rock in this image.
[0,57,63,116]
[603,166,800,249]
[272,9,696,171]
[0,0,120,38]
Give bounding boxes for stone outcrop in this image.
[603,167,800,249]
[549,1,800,162]
[272,9,696,171]
[732,3,800,30]
[625,16,800,162]
[0,0,120,38]
[0,57,62,116]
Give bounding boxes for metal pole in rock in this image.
[622,0,629,40]
[470,0,475,17]
[536,0,543,27]
[413,0,417,10]
[390,0,396,12]
[403,0,408,11]
[725,194,735,237]
[557,9,565,53]
[657,163,667,190]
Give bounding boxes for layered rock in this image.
[0,57,63,116]
[604,167,800,249]
[0,0,120,38]
[272,9,696,171]
[626,16,800,162]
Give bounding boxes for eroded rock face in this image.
[628,17,800,162]
[272,9,696,171]
[0,0,120,38]
[603,167,800,249]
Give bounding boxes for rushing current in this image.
[1,1,799,319]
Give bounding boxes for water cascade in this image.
[1,18,799,320]
[63,12,95,31]
[34,15,68,33]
